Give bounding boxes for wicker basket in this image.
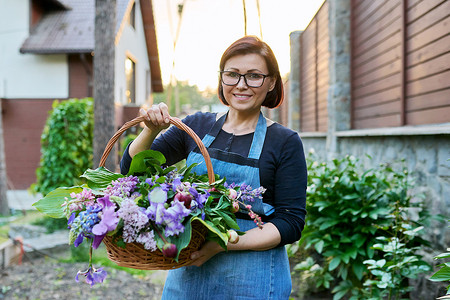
[99,115,214,270]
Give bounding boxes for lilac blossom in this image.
[118,199,149,243]
[76,267,107,287]
[68,189,95,212]
[105,175,140,199]
[225,182,266,203]
[136,231,157,251]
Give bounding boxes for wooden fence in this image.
[296,0,449,131]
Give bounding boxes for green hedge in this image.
[289,154,433,299]
[31,98,93,196]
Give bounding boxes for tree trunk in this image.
[93,0,116,171]
[0,100,9,215]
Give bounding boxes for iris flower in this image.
[75,266,107,287]
[91,195,119,249]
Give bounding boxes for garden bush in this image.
[31,98,94,196]
[289,154,433,299]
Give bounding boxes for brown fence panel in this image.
[351,0,450,129]
[351,0,403,129]
[299,1,328,132]
[405,0,450,125]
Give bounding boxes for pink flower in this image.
[228,188,238,200]
[162,243,177,258]
[227,230,239,244]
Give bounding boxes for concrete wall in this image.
[301,129,450,248]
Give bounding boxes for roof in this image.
[20,0,163,92]
[20,0,129,54]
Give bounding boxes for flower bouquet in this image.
[33,116,265,287]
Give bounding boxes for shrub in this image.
[289,154,432,299]
[31,98,94,196]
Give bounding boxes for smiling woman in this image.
[122,36,307,299]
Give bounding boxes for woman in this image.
[120,36,307,299]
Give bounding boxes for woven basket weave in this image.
[99,115,214,270]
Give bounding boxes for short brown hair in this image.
[218,36,284,108]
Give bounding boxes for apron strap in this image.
[200,111,267,159]
[248,113,266,160]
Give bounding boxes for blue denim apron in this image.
[161,112,292,300]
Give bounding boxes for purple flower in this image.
[172,177,182,192]
[105,176,140,199]
[118,199,149,243]
[163,200,191,236]
[68,205,102,247]
[91,206,119,249]
[136,231,157,251]
[75,267,107,287]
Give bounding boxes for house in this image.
[288,0,449,296]
[0,0,163,196]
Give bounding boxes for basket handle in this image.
[99,115,215,185]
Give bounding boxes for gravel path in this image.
[0,256,167,299]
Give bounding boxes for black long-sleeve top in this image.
[120,112,307,246]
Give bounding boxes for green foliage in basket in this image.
[33,150,264,286]
[31,97,94,196]
[287,154,433,300]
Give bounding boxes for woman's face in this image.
[222,54,275,114]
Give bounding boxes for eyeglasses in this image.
[219,71,270,88]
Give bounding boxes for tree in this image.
[93,0,116,171]
[0,100,9,215]
[153,81,221,116]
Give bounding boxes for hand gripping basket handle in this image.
[99,115,215,185]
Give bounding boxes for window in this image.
[125,57,136,104]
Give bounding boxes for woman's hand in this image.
[140,102,171,132]
[129,103,171,158]
[188,241,225,267]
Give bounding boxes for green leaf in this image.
[33,186,83,218]
[216,211,239,229]
[435,252,450,260]
[128,150,166,175]
[315,240,324,253]
[81,167,123,189]
[329,257,341,271]
[352,261,365,280]
[319,219,339,230]
[193,216,228,248]
[430,266,450,282]
[333,290,347,300]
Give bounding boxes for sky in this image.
[152,0,325,91]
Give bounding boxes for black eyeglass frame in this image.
[219,71,271,88]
